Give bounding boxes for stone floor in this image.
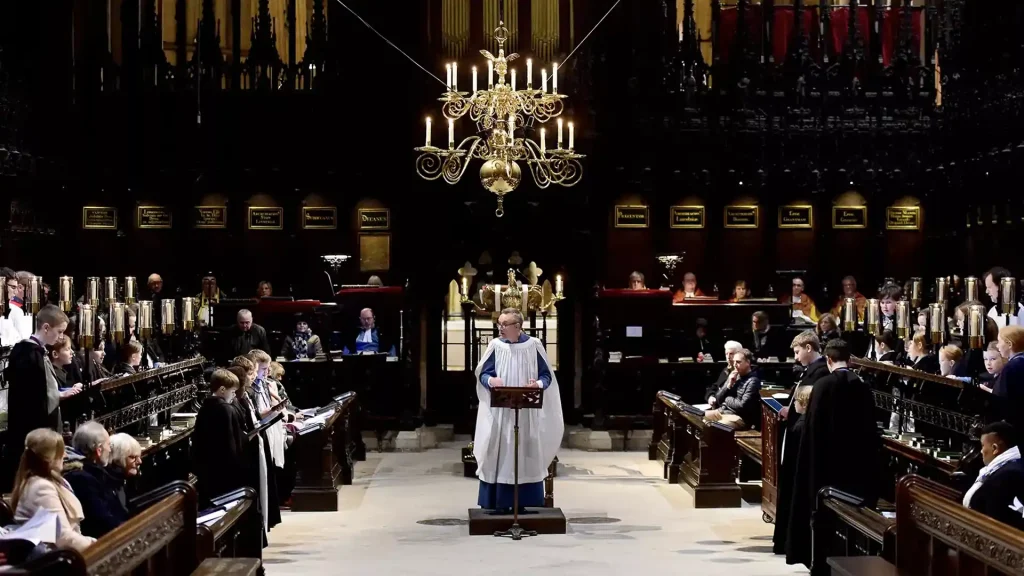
[264,445,808,575]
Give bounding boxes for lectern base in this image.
[468,507,567,536]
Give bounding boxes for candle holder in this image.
[929,303,945,345]
[58,276,74,313]
[910,277,922,310]
[414,19,584,217]
[935,276,949,306]
[86,277,101,307]
[866,299,880,336]
[124,276,138,305]
[139,300,153,340]
[110,302,126,344]
[182,297,197,331]
[26,276,41,314]
[104,277,119,307]
[842,297,856,332]
[1001,277,1017,316]
[79,304,95,350]
[968,304,985,349]
[965,276,979,302]
[896,300,910,339]
[0,274,6,317]
[162,299,176,335]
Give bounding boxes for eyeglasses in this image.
[498,322,521,328]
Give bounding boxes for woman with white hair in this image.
[108,433,143,481]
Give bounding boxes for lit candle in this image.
[540,128,546,154]
[462,277,469,297]
[511,68,516,91]
[446,63,452,90]
[508,114,515,136]
[557,118,563,148]
[527,59,533,89]
[541,69,548,93]
[452,62,458,91]
[568,121,574,150]
[472,66,478,93]
[488,60,494,88]
[555,275,563,295]
[448,118,454,147]
[425,117,432,147]
[552,63,558,94]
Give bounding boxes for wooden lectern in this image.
[489,386,544,540]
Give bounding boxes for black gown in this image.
[3,340,60,490]
[192,396,248,505]
[785,368,879,568]
[234,392,282,531]
[772,356,830,554]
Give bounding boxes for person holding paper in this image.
[11,428,95,552]
[228,359,280,532]
[474,307,563,512]
[193,369,248,506]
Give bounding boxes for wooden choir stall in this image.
[290,392,362,512]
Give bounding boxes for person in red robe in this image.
[672,272,706,303]
[830,275,868,321]
[780,277,820,323]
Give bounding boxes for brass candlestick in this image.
[842,297,856,332]
[86,277,101,307]
[929,303,945,345]
[896,300,910,339]
[162,299,175,335]
[866,299,880,336]
[124,276,138,305]
[964,276,979,302]
[139,300,153,339]
[910,278,922,310]
[26,276,41,314]
[110,302,126,344]
[967,304,985,350]
[1001,277,1017,316]
[104,277,119,308]
[80,304,95,350]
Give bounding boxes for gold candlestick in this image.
[182,297,197,331]
[104,277,119,307]
[866,299,880,336]
[110,302,126,344]
[929,303,945,345]
[964,276,979,302]
[58,276,74,313]
[139,300,153,339]
[80,304,95,350]
[842,297,856,332]
[124,276,137,305]
[86,277,101,307]
[26,276,41,314]
[896,300,909,339]
[1001,277,1017,316]
[162,299,175,335]
[910,278,922,310]
[968,304,985,350]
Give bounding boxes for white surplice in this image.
[473,336,564,485]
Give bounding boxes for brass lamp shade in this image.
[965,276,979,302]
[110,303,126,344]
[968,304,986,350]
[866,299,881,336]
[86,277,101,307]
[58,276,74,313]
[935,277,949,305]
[910,278,922,309]
[104,277,118,307]
[896,301,910,339]
[929,303,945,345]
[26,276,41,314]
[139,300,153,339]
[843,297,856,332]
[80,304,95,350]
[1001,277,1017,316]
[162,299,175,335]
[182,297,197,331]
[124,277,137,305]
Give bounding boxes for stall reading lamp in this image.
[967,304,986,350]
[964,276,979,302]
[139,300,153,340]
[909,277,922,310]
[321,254,352,295]
[26,276,41,314]
[842,297,856,332]
[866,299,880,336]
[79,304,95,350]
[86,277,101,307]
[896,300,910,339]
[58,276,74,313]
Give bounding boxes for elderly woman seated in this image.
[12,428,95,551]
[64,421,129,539]
[280,316,323,360]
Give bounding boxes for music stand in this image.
[488,385,544,540]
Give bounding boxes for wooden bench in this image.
[291,393,359,511]
[814,487,898,567]
[10,481,262,575]
[650,391,740,507]
[825,474,1024,576]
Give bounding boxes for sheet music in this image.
[692,403,711,410]
[0,508,59,545]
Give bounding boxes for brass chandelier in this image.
[414,12,584,217]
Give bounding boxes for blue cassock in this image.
[476,332,552,511]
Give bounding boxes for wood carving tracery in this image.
[90,510,185,576]
[909,503,1024,573]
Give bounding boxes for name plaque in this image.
[724,206,759,228]
[248,207,284,230]
[302,207,338,230]
[886,206,921,230]
[193,206,227,229]
[358,208,391,231]
[779,205,813,229]
[137,206,172,229]
[614,205,649,228]
[832,205,868,229]
[83,207,117,230]
[670,205,705,229]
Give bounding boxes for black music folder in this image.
[248,411,284,441]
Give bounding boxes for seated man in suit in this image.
[705,348,761,430]
[348,307,393,355]
[963,421,1024,531]
[224,309,272,361]
[747,310,786,361]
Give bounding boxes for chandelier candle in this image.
[448,118,455,148]
[425,117,432,147]
[472,66,478,93]
[488,60,494,88]
[446,63,452,90]
[511,68,516,91]
[452,62,458,91]
[557,118,563,148]
[568,122,574,150]
[540,128,546,154]
[552,63,558,94]
[527,59,532,89]
[541,69,547,92]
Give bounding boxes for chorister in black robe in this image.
[772,356,830,554]
[233,392,282,531]
[3,339,61,490]
[785,368,880,568]
[193,396,248,505]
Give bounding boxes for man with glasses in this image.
[473,307,564,514]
